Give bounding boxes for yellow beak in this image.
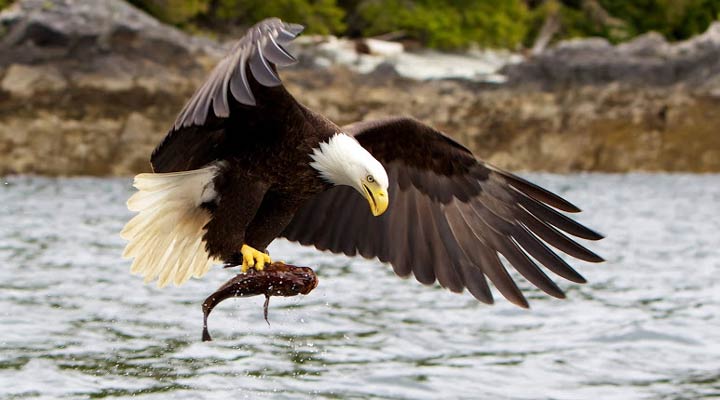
[363,184,389,216]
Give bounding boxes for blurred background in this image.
[0,0,719,399]
[1,0,719,175]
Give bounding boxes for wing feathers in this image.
[230,52,256,106]
[512,224,586,283]
[495,167,582,213]
[211,58,231,118]
[428,202,466,292]
[264,35,298,66]
[338,196,364,257]
[466,197,565,298]
[282,117,603,306]
[406,190,435,284]
[518,208,604,262]
[476,242,529,308]
[443,204,496,304]
[459,260,494,304]
[277,27,299,42]
[498,236,565,299]
[249,45,282,86]
[417,199,461,292]
[515,192,604,240]
[326,188,356,253]
[388,186,412,277]
[172,18,302,130]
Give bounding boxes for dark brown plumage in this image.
[282,117,604,307]
[148,19,338,263]
[126,18,604,305]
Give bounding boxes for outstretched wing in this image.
[151,18,303,173]
[282,117,604,307]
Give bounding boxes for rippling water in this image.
[1,174,719,399]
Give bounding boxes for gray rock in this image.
[617,32,669,58]
[0,0,217,70]
[503,22,720,89]
[0,0,224,176]
[1,63,67,96]
[365,61,402,85]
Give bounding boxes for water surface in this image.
[0,174,718,399]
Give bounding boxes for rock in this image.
[289,35,520,82]
[72,71,135,92]
[503,21,720,89]
[0,0,211,176]
[1,64,67,96]
[0,0,718,175]
[616,32,669,58]
[0,0,215,68]
[111,112,158,175]
[358,38,404,57]
[120,112,155,143]
[365,62,402,85]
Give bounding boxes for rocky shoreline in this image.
[1,0,718,176]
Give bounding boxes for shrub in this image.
[542,0,720,43]
[214,0,346,35]
[355,0,530,49]
[127,0,208,26]
[598,0,720,41]
[129,0,346,34]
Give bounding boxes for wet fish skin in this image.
[201,262,318,341]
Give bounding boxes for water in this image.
[1,174,718,400]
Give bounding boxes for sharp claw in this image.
[256,255,267,270]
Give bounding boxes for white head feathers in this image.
[309,133,389,191]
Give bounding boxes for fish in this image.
[201,262,319,341]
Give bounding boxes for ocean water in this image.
[0,174,718,400]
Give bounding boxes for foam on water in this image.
[0,174,719,399]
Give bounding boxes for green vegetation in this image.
[545,0,720,43]
[127,0,346,35]
[128,0,209,25]
[596,0,720,42]
[9,0,717,49]
[213,0,346,35]
[355,0,530,49]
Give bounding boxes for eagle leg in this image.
[240,244,272,272]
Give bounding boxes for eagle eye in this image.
[367,175,375,183]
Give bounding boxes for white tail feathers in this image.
[121,165,222,288]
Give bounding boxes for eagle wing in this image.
[282,117,604,307]
[151,18,303,173]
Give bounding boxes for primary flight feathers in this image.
[173,18,303,130]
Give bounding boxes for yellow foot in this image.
[240,244,272,273]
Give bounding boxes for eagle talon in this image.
[240,244,272,273]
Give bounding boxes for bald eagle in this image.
[121,18,603,308]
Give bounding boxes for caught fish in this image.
[201,262,318,341]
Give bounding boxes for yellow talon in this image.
[240,244,272,273]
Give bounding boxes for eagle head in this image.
[310,133,389,216]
